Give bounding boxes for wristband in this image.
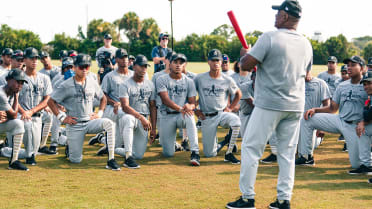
[97,110,104,118]
[57,112,66,123]
[178,107,183,112]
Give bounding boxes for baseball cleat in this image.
[25,154,37,166]
[65,144,69,158]
[368,178,372,184]
[232,144,238,153]
[175,142,183,152]
[38,146,57,155]
[88,133,104,145]
[295,155,315,166]
[226,196,255,209]
[49,145,58,153]
[181,139,190,151]
[260,153,277,164]
[123,156,140,169]
[342,143,348,152]
[106,159,121,171]
[97,146,108,156]
[224,153,240,164]
[217,139,229,153]
[8,160,29,171]
[190,151,200,166]
[348,165,372,175]
[269,199,290,209]
[338,134,345,141]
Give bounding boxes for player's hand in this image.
[194,109,205,120]
[63,116,77,125]
[89,113,99,120]
[223,107,232,113]
[182,104,194,117]
[139,116,152,131]
[149,130,157,144]
[0,111,8,123]
[356,121,366,137]
[240,45,251,57]
[113,102,121,115]
[44,107,52,113]
[304,108,315,120]
[21,110,33,120]
[231,105,240,113]
[57,104,66,112]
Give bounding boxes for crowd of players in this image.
[1,34,372,185]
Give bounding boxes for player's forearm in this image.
[229,90,242,109]
[47,99,61,116]
[30,96,50,114]
[240,54,259,72]
[150,101,157,130]
[160,93,182,112]
[99,95,107,111]
[105,94,119,107]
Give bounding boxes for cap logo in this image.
[213,51,218,56]
[285,6,289,11]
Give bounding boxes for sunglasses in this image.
[78,65,90,70]
[162,37,168,40]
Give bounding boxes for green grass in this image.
[0,132,371,209]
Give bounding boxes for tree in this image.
[211,24,234,40]
[310,39,328,64]
[362,42,372,61]
[87,19,118,43]
[47,33,80,59]
[0,24,42,51]
[246,30,263,38]
[324,34,351,62]
[116,12,142,42]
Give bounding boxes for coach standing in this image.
[226,1,312,209]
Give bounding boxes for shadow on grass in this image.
[352,194,372,200]
[295,181,371,191]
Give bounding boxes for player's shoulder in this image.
[195,71,209,80]
[337,79,351,88]
[36,72,51,81]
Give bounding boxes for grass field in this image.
[1,61,367,209]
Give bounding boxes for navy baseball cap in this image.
[361,71,372,83]
[343,56,365,66]
[74,54,91,66]
[11,50,24,59]
[170,53,187,62]
[60,50,68,59]
[208,49,222,61]
[104,34,112,39]
[222,54,229,62]
[6,68,28,83]
[368,57,372,66]
[166,50,175,61]
[62,57,74,69]
[129,55,135,60]
[340,65,348,72]
[328,56,338,63]
[24,47,39,59]
[2,48,13,56]
[115,48,128,58]
[134,55,150,67]
[39,51,49,58]
[272,0,302,18]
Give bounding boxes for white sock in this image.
[271,145,277,155]
[182,128,188,141]
[103,121,115,160]
[226,126,240,154]
[11,134,23,163]
[40,122,52,147]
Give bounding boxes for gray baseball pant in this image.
[103,105,125,147]
[23,116,42,158]
[240,107,301,201]
[201,112,241,157]
[159,112,199,157]
[0,119,27,159]
[120,114,148,159]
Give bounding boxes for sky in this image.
[1,0,371,43]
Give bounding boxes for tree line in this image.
[0,12,372,64]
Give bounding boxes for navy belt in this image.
[166,111,180,115]
[344,120,359,124]
[32,112,41,117]
[204,112,218,117]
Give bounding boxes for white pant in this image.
[300,113,370,168]
[120,114,148,159]
[103,105,125,147]
[240,107,301,201]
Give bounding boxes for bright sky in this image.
[1,0,371,43]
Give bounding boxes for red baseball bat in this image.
[227,10,249,49]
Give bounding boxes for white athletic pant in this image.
[201,112,241,157]
[159,112,199,157]
[103,105,125,147]
[120,114,148,159]
[50,114,60,146]
[0,119,27,159]
[300,113,370,168]
[240,107,301,201]
[297,117,317,157]
[23,116,42,158]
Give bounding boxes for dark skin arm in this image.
[149,100,157,144]
[105,93,121,114]
[224,90,242,112]
[240,47,260,72]
[304,100,339,120]
[6,92,20,120]
[120,97,152,131]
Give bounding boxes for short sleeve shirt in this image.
[152,70,168,107]
[51,76,104,121]
[332,80,368,121]
[19,72,52,111]
[317,71,341,96]
[305,77,331,111]
[119,78,155,115]
[39,65,60,81]
[194,72,239,113]
[156,74,197,112]
[240,81,254,115]
[248,29,313,112]
[151,46,170,72]
[101,69,133,103]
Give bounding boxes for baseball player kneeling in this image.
[119,55,156,169]
[194,49,242,164]
[157,53,200,165]
[48,54,120,171]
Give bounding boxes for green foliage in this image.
[47,33,80,59]
[211,24,234,40]
[310,39,328,64]
[0,24,42,51]
[362,42,372,61]
[87,19,118,43]
[353,36,372,49]
[324,34,352,62]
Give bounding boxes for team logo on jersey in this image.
[202,84,225,97]
[169,85,186,96]
[131,87,152,103]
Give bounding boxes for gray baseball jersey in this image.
[194,72,239,113]
[152,70,168,107]
[240,81,254,115]
[231,73,251,88]
[0,86,14,111]
[101,69,133,102]
[156,73,197,112]
[222,70,234,77]
[51,76,104,121]
[335,78,347,89]
[119,78,155,115]
[39,65,60,81]
[317,71,341,96]
[184,71,197,80]
[248,29,312,112]
[305,77,331,111]
[332,80,368,121]
[19,72,52,111]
